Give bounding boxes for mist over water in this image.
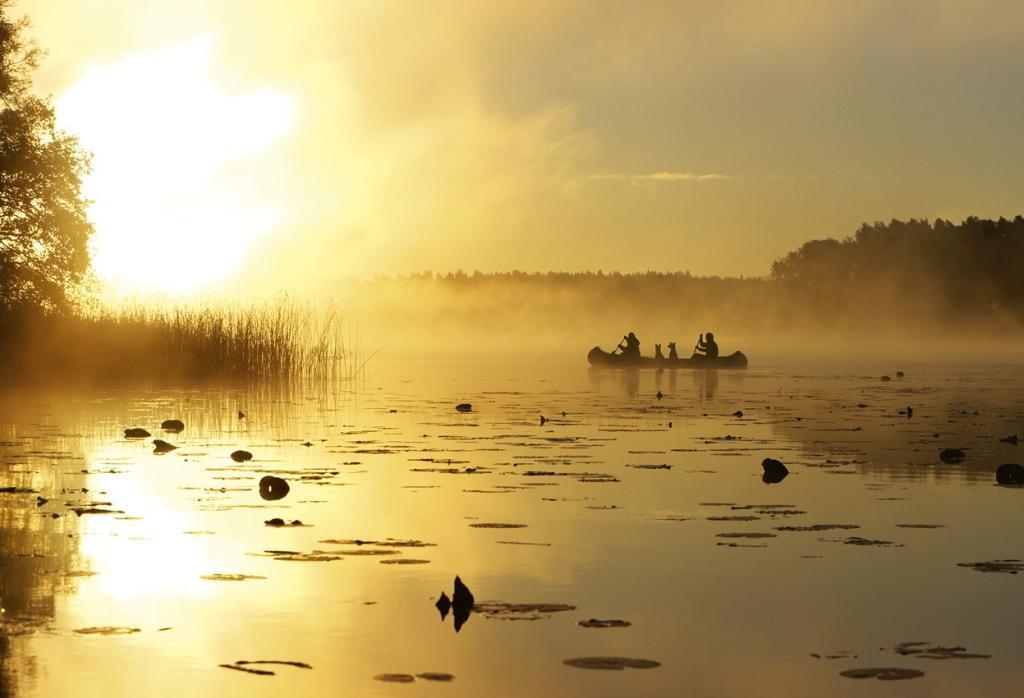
[334,271,1024,365]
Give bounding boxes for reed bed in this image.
[0,299,353,384]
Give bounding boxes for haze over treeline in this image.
[338,217,1024,360]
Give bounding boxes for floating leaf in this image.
[563,657,660,670]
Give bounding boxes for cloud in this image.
[587,171,731,183]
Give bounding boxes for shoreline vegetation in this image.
[0,300,352,384]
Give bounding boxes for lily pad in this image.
[775,524,860,532]
[839,667,924,680]
[563,657,661,670]
[72,507,124,516]
[474,602,576,620]
[273,552,343,562]
[417,673,454,682]
[375,673,416,683]
[74,626,140,635]
[890,642,990,659]
[318,538,435,548]
[578,618,631,628]
[957,559,1024,574]
[234,660,312,669]
[220,664,274,676]
[838,536,901,547]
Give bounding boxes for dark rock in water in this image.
[905,406,913,418]
[231,450,253,463]
[259,475,290,501]
[152,439,177,454]
[761,458,789,484]
[455,403,472,413]
[939,448,966,464]
[896,371,905,378]
[238,410,246,419]
[453,576,474,609]
[880,375,892,382]
[453,603,470,633]
[435,591,451,620]
[732,410,743,417]
[451,576,474,632]
[996,463,1024,486]
[264,518,305,527]
[161,419,185,433]
[656,391,663,400]
[124,427,151,439]
[540,415,548,426]
[1000,435,1019,445]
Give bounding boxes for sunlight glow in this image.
[57,35,296,295]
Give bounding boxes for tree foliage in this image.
[0,2,93,312]
[771,217,1024,326]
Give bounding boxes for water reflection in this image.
[0,397,87,695]
[0,363,1023,696]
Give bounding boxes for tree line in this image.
[770,217,1024,328]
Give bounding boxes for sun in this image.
[57,35,296,296]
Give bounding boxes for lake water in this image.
[2,358,1023,696]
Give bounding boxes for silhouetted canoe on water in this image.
[588,347,749,369]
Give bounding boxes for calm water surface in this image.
[2,358,1023,696]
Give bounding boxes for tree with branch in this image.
[1,1,93,312]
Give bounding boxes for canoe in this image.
[587,346,748,369]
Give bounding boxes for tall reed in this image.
[0,299,352,384]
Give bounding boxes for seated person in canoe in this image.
[692,332,719,360]
[617,332,641,359]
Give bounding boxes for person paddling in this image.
[617,332,641,359]
[693,332,719,360]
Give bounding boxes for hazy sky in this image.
[15,0,1024,292]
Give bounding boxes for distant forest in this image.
[346,217,1024,350]
[770,216,1024,328]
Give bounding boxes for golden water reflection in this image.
[2,360,1023,696]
